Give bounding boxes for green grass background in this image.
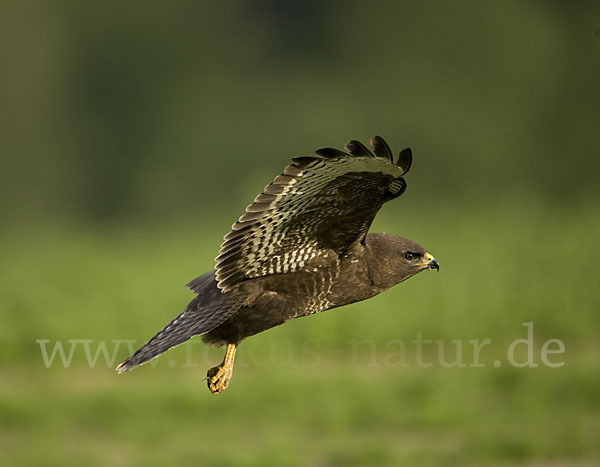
[1,1,600,466]
[2,201,599,466]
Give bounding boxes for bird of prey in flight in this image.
[117,136,439,394]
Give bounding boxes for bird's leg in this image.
[207,344,236,395]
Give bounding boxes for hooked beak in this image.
[417,252,440,271]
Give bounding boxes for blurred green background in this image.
[1,1,599,466]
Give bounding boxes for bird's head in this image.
[364,233,439,289]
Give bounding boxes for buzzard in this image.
[117,136,439,394]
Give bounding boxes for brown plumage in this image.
[116,136,439,394]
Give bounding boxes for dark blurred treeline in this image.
[1,1,599,225]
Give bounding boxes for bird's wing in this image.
[215,136,412,291]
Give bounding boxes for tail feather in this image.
[116,311,200,373]
[116,270,246,373]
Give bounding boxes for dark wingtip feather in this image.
[397,147,412,175]
[345,140,375,158]
[369,136,393,161]
[387,177,407,197]
[314,147,349,159]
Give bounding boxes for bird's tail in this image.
[116,270,245,373]
[116,310,205,373]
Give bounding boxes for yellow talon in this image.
[207,344,236,394]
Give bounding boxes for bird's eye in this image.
[404,252,415,261]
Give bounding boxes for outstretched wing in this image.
[215,136,413,291]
